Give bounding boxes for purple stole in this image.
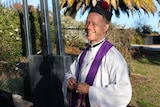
[70,40,113,107]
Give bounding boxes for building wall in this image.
[144,35,160,44]
[153,36,160,44]
[144,36,153,44]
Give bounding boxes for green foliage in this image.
[0,7,22,77]
[61,16,87,50]
[136,24,152,34]
[131,33,144,44]
[0,7,22,63]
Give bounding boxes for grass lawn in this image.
[129,54,160,107]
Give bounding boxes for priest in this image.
[62,1,132,107]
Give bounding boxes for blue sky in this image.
[2,0,160,33]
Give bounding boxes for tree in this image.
[60,0,159,18]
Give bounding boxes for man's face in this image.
[85,12,109,44]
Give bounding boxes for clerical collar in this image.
[89,39,105,48]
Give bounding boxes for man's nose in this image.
[86,23,93,29]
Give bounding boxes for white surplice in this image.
[62,40,132,107]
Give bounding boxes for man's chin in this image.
[87,35,95,40]
[87,39,95,42]
[87,38,93,41]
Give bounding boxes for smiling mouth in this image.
[87,31,95,35]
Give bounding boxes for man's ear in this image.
[104,23,109,32]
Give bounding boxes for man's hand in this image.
[67,77,90,94]
[75,82,90,95]
[66,77,77,91]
